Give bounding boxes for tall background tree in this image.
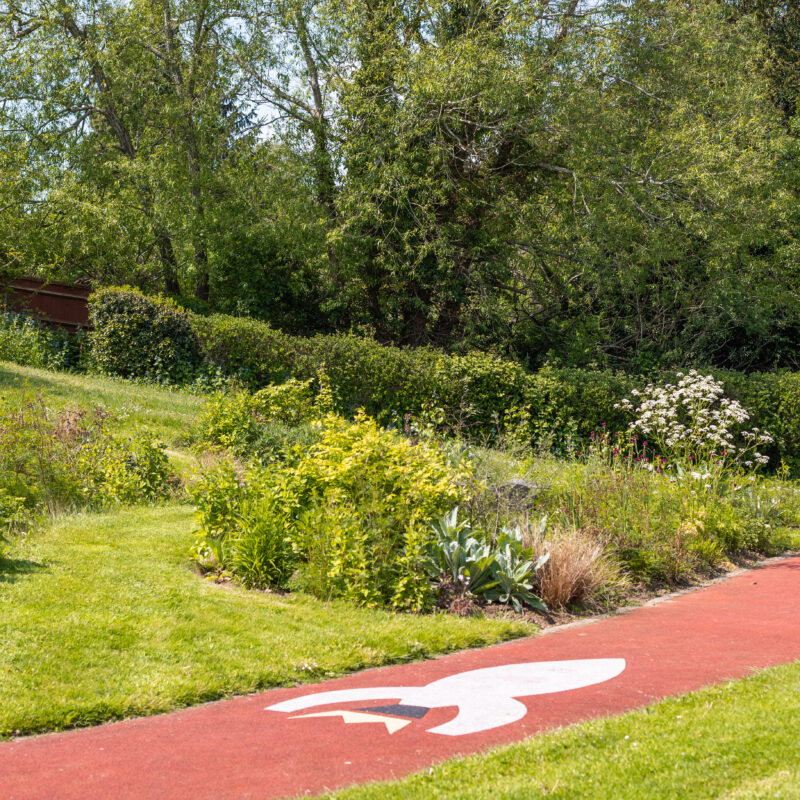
[2,0,799,366]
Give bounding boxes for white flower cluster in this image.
[614,370,772,465]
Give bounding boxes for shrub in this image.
[617,370,774,469]
[196,390,260,452]
[0,310,84,371]
[523,366,634,450]
[249,422,319,464]
[192,411,467,610]
[196,379,320,461]
[88,287,201,383]
[252,379,315,425]
[0,389,174,515]
[290,413,467,610]
[86,288,800,472]
[190,312,300,386]
[79,432,173,505]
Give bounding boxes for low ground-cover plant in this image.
[192,411,468,611]
[0,387,174,523]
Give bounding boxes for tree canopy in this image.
[2,0,799,369]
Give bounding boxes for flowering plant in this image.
[614,371,773,472]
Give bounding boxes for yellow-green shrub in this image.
[195,378,320,461]
[192,412,468,609]
[78,434,173,505]
[196,391,258,451]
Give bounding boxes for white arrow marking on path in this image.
[266,658,626,736]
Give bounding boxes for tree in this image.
[0,0,268,298]
[730,1,800,122]
[2,0,799,369]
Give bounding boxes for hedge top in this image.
[87,287,800,470]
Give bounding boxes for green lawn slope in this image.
[0,504,532,738]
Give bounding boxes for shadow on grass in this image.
[0,365,76,395]
[0,556,46,584]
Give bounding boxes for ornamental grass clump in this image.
[526,525,627,610]
[615,370,773,472]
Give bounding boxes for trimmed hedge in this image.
[87,287,800,471]
[89,287,201,383]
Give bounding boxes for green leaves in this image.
[89,287,201,383]
[5,1,800,369]
[425,508,549,613]
[484,530,549,613]
[192,409,467,610]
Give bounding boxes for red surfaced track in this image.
[4,556,800,800]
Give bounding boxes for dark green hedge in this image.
[88,287,800,471]
[89,287,202,383]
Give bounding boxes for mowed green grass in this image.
[0,504,533,739]
[326,660,800,800]
[0,361,204,446]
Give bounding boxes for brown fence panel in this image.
[1,277,91,330]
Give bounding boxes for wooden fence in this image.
[1,277,91,330]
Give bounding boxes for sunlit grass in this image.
[0,361,205,446]
[0,504,534,739]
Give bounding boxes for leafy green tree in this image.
[2,0,800,369]
[0,0,319,302]
[333,1,800,367]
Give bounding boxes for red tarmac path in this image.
[3,555,800,800]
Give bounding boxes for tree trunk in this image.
[157,230,181,294]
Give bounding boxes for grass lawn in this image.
[0,361,205,447]
[0,504,533,739]
[325,660,800,799]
